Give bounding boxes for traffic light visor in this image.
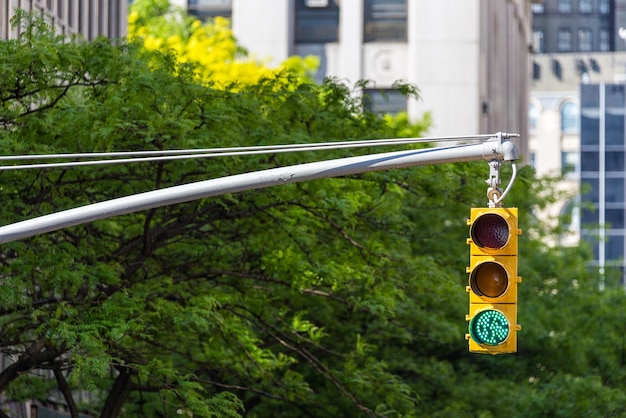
[470,262,508,298]
[469,309,510,346]
[471,213,509,249]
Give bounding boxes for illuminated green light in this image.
[469,309,509,346]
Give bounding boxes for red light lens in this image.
[471,214,509,249]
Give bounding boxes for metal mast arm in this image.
[0,134,519,244]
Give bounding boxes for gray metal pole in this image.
[0,137,518,244]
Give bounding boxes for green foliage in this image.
[128,0,318,86]
[0,11,624,418]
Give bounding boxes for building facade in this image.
[0,0,128,40]
[176,0,533,158]
[530,0,626,279]
[531,0,613,54]
[580,83,626,278]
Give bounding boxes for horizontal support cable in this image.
[0,134,507,170]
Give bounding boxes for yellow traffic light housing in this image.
[466,207,522,354]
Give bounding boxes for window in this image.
[529,101,540,132]
[561,101,580,133]
[364,0,407,42]
[558,0,573,13]
[599,0,610,14]
[531,4,545,13]
[559,199,580,234]
[533,61,541,80]
[558,28,573,52]
[599,28,610,51]
[363,89,407,115]
[295,0,340,43]
[188,0,232,21]
[533,30,544,53]
[606,179,625,203]
[578,28,592,52]
[561,151,579,176]
[579,0,593,13]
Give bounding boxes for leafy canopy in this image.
[0,8,624,418]
[128,0,319,86]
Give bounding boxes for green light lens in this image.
[469,309,509,346]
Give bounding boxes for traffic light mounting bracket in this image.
[485,132,519,208]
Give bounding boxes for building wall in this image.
[480,0,532,159]
[0,0,128,40]
[195,0,532,153]
[532,0,613,54]
[580,83,626,278]
[530,49,626,254]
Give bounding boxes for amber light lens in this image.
[470,262,508,297]
[471,214,509,249]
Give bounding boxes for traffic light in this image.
[466,207,522,354]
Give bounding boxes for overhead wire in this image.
[0,134,496,171]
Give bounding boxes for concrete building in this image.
[175,0,533,159]
[530,0,626,279]
[0,0,128,40]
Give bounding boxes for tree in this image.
[127,0,318,86]
[0,11,428,417]
[3,9,626,418]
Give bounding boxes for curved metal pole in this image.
[0,138,518,244]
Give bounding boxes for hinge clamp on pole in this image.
[486,160,503,208]
[486,132,519,208]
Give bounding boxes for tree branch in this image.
[99,366,134,418]
[53,368,79,418]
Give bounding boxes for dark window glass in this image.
[363,89,407,115]
[188,0,232,20]
[599,28,610,51]
[295,0,340,43]
[579,0,593,13]
[606,114,625,146]
[364,0,407,42]
[581,207,599,225]
[562,151,578,175]
[561,101,579,133]
[533,61,541,80]
[581,230,601,259]
[607,210,625,229]
[581,84,600,108]
[581,178,599,201]
[558,0,573,13]
[578,28,592,52]
[558,28,573,52]
[606,85,625,145]
[606,152,625,172]
[606,84,625,107]
[606,178,625,203]
[599,0,610,14]
[607,234,625,260]
[581,151,600,171]
[581,115,599,146]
